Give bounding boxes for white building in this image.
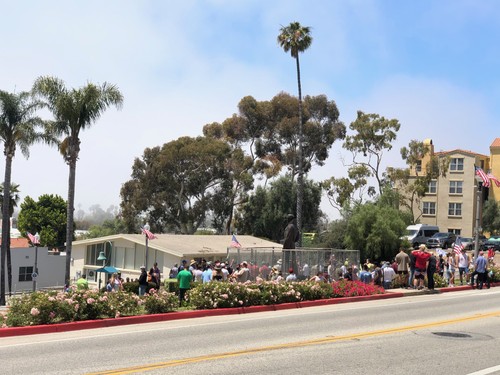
[70,234,281,286]
[9,246,66,292]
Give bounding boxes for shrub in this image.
[433,273,448,288]
[7,290,74,327]
[294,281,333,301]
[331,280,384,297]
[142,289,178,314]
[189,282,251,309]
[122,281,157,295]
[489,265,500,282]
[252,282,303,305]
[390,274,408,288]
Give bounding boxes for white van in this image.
[404,224,440,249]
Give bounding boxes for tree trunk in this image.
[295,54,304,247]
[64,160,76,287]
[0,154,13,305]
[7,230,11,296]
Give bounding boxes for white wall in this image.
[8,247,66,293]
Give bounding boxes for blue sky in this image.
[1,0,498,221]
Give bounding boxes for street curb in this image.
[0,292,402,338]
[1,283,497,338]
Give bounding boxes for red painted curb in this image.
[0,295,396,338]
[0,285,491,338]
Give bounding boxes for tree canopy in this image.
[236,176,323,243]
[121,136,235,234]
[17,194,68,248]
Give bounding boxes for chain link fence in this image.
[227,247,360,281]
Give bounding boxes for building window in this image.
[415,160,422,173]
[449,181,463,194]
[450,158,464,171]
[449,229,461,235]
[19,266,34,282]
[448,203,462,216]
[423,202,436,215]
[427,181,437,194]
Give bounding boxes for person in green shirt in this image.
[176,265,193,307]
[76,274,89,290]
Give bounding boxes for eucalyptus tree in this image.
[32,77,123,286]
[0,90,48,305]
[278,22,312,245]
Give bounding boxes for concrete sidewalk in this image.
[0,282,496,338]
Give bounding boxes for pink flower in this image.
[49,312,56,319]
[221,294,228,299]
[30,307,40,316]
[74,304,79,311]
[115,312,121,318]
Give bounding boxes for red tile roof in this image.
[491,138,500,148]
[434,149,489,158]
[10,238,29,248]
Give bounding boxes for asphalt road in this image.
[1,289,500,375]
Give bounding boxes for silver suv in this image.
[426,232,456,249]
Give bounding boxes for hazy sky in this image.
[1,0,498,221]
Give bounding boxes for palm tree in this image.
[0,90,47,305]
[277,22,312,246]
[0,183,20,296]
[32,76,124,286]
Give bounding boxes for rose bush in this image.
[142,288,178,314]
[2,280,387,327]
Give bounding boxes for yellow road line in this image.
[86,310,500,375]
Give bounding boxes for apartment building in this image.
[404,138,500,237]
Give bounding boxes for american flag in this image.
[487,173,500,188]
[475,166,490,188]
[453,236,464,255]
[141,227,157,240]
[27,232,39,245]
[230,234,241,248]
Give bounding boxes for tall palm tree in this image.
[0,90,47,305]
[0,182,20,296]
[32,76,124,286]
[277,22,312,246]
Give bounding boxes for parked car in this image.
[452,236,474,250]
[481,235,500,252]
[426,232,456,249]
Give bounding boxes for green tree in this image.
[343,111,401,194]
[0,183,20,296]
[0,90,49,305]
[236,176,322,242]
[32,76,124,286]
[318,218,349,250]
[278,21,313,246]
[387,139,449,223]
[17,195,67,249]
[482,200,500,235]
[343,187,412,262]
[344,202,409,262]
[121,136,232,234]
[81,217,127,239]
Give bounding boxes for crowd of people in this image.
[356,244,496,291]
[72,244,495,308]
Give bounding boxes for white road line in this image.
[467,365,500,375]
